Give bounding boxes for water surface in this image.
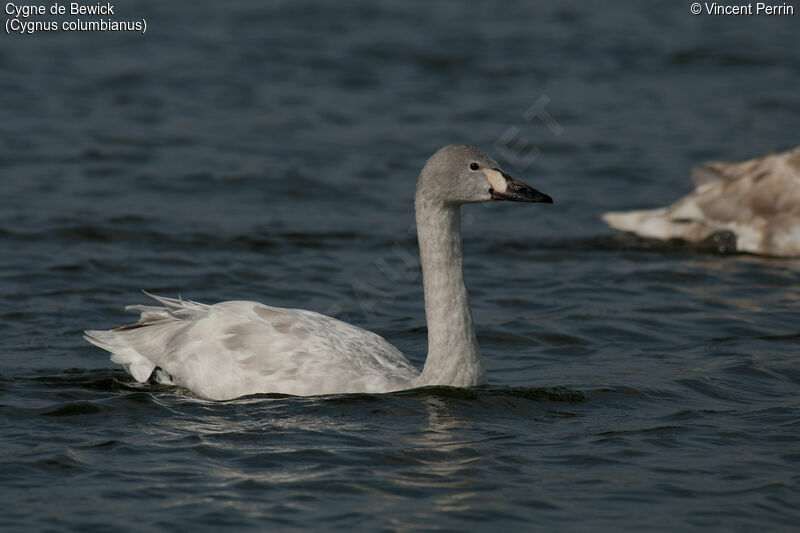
[1,1,799,530]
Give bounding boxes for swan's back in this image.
[85,294,419,400]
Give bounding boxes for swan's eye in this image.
[469,162,479,171]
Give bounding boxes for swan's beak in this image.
[483,168,553,203]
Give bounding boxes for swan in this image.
[84,145,553,400]
[603,146,800,257]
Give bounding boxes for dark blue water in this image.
[2,1,799,530]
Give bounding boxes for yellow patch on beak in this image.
[481,168,508,193]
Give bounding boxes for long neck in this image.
[413,198,485,387]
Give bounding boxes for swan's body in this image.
[603,146,800,257]
[85,145,552,400]
[88,296,419,398]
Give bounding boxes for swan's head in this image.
[416,144,553,206]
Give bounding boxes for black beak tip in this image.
[522,187,553,204]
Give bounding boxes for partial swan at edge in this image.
[84,145,553,400]
[603,146,800,257]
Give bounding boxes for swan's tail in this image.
[84,292,208,382]
[84,329,157,382]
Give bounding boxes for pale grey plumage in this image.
[85,145,552,400]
